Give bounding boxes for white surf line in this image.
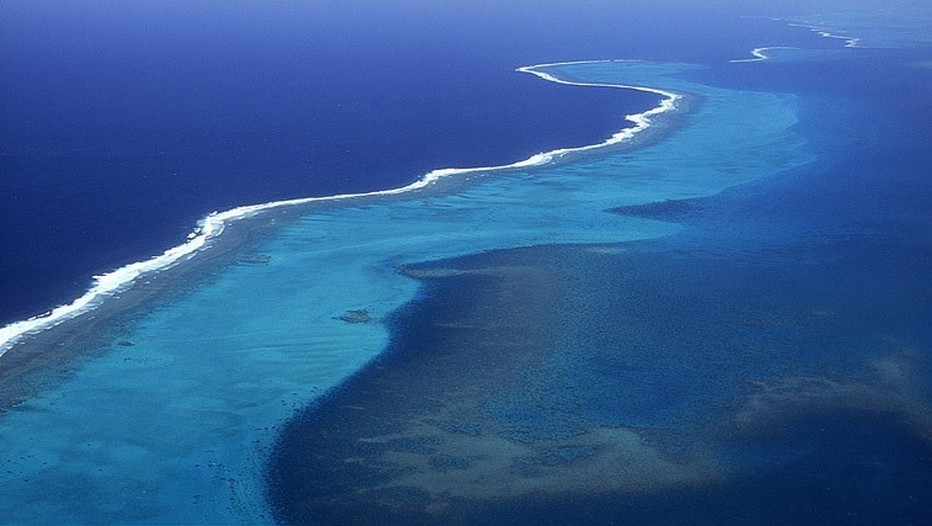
[516,60,680,153]
[731,16,866,64]
[785,20,862,48]
[730,46,798,63]
[0,60,681,357]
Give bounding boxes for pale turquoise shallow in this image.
[0,60,811,524]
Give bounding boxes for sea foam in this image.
[729,46,798,63]
[729,17,866,64]
[0,60,679,357]
[784,20,862,48]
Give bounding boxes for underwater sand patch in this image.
[365,422,717,502]
[733,341,932,443]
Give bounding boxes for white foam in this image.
[0,60,680,357]
[785,20,862,48]
[516,61,680,156]
[729,46,798,63]
[731,16,865,64]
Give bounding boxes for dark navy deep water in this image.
[0,1,831,325]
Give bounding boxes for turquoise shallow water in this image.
[0,60,813,523]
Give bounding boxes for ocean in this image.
[0,1,817,325]
[1,1,930,524]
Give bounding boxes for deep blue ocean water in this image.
[0,1,828,324]
[1,1,931,524]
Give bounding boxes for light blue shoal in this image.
[0,60,812,524]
